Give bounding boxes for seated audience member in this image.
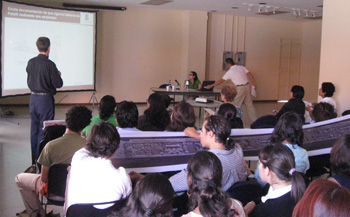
[244,144,306,217]
[66,122,132,210]
[342,110,350,116]
[82,95,117,136]
[110,174,174,217]
[328,134,350,190]
[217,103,243,129]
[183,151,245,217]
[166,100,196,131]
[253,112,310,184]
[138,93,170,131]
[275,85,305,121]
[319,82,336,109]
[115,101,140,135]
[251,85,305,128]
[292,179,350,217]
[312,102,337,122]
[174,116,247,192]
[16,106,92,217]
[220,82,243,119]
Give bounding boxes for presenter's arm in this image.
[50,63,63,88]
[247,71,257,89]
[41,165,49,183]
[205,78,225,89]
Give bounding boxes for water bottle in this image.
[186,80,189,90]
[168,80,171,88]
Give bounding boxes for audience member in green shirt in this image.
[82,95,118,136]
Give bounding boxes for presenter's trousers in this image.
[234,84,257,123]
[29,94,55,164]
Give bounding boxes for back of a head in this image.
[259,143,306,203]
[291,85,305,99]
[312,102,337,122]
[342,110,350,116]
[292,179,350,217]
[117,173,174,217]
[330,134,350,178]
[225,58,235,66]
[66,106,92,133]
[187,151,236,217]
[167,100,196,131]
[205,115,236,150]
[99,95,117,121]
[36,37,50,52]
[322,82,335,97]
[86,122,120,158]
[270,112,304,146]
[145,93,170,129]
[217,103,238,128]
[115,101,139,128]
[220,84,237,102]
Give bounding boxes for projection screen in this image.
[1,1,96,97]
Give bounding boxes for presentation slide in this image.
[1,1,96,97]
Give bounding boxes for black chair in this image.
[66,198,127,217]
[305,154,331,181]
[40,164,70,215]
[36,125,66,173]
[226,181,264,206]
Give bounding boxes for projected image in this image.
[1,1,96,96]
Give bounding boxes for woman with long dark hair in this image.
[111,173,174,217]
[245,143,306,217]
[183,151,244,217]
[138,93,171,131]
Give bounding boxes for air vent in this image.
[141,0,173,6]
[256,11,289,16]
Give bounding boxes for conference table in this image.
[151,87,221,100]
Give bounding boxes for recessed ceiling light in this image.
[232,7,238,9]
[259,2,267,5]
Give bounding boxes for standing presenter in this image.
[27,37,63,164]
[205,58,257,122]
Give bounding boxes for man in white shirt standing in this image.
[206,58,257,122]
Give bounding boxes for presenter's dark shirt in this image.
[27,54,63,95]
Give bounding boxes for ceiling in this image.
[23,0,324,21]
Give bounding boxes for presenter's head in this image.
[36,37,50,55]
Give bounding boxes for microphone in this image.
[175,80,180,86]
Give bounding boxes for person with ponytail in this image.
[183,151,245,217]
[217,103,243,129]
[170,116,247,192]
[244,143,306,217]
[82,95,118,136]
[110,173,174,217]
[252,112,309,185]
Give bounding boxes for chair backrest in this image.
[66,198,127,217]
[39,125,66,155]
[48,164,70,197]
[226,181,264,206]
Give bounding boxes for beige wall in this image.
[1,3,322,105]
[206,14,321,102]
[300,20,322,102]
[319,0,350,114]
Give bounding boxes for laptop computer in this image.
[199,80,215,91]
